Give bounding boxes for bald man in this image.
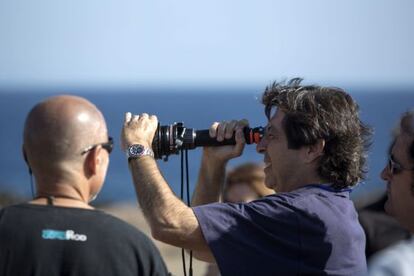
[0,95,168,276]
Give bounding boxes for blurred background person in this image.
[368,111,414,275]
[358,144,412,261]
[223,162,274,203]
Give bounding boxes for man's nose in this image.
[380,165,391,182]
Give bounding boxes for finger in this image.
[225,120,238,139]
[235,119,249,130]
[235,127,246,144]
[132,115,139,122]
[149,115,158,130]
[217,121,227,142]
[233,128,246,155]
[209,122,219,138]
[124,112,132,125]
[233,136,246,156]
[139,113,149,121]
[149,115,158,122]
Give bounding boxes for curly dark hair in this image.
[261,78,372,189]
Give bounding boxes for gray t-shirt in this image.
[193,185,367,276]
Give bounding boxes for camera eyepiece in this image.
[152,122,264,160]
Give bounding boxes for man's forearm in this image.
[129,157,179,222]
[191,154,227,206]
[128,156,207,251]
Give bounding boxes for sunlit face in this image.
[225,182,259,203]
[381,133,414,231]
[256,109,303,192]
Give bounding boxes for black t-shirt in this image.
[0,203,168,276]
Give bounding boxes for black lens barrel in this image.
[152,123,263,160]
[194,128,250,147]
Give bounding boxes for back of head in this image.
[23,95,108,177]
[225,162,274,198]
[261,78,372,189]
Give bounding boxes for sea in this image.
[0,86,413,206]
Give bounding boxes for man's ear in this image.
[22,145,32,174]
[304,139,325,163]
[84,147,103,178]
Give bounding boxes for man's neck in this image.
[30,196,93,209]
[32,179,92,209]
[278,174,325,193]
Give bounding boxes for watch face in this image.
[129,145,144,156]
[127,144,153,159]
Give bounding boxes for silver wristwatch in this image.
[126,144,154,161]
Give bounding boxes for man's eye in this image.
[393,167,402,174]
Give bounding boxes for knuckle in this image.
[218,126,225,135]
[210,122,219,130]
[240,119,249,125]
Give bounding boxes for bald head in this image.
[23,95,108,173]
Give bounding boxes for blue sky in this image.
[0,0,413,88]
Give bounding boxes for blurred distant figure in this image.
[223,162,274,203]
[358,193,411,260]
[205,162,274,276]
[0,95,167,276]
[368,111,414,275]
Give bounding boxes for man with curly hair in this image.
[121,78,371,275]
